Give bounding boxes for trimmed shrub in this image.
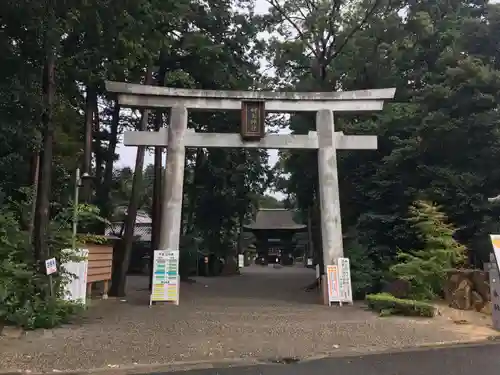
[365,293,436,317]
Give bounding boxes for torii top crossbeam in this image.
[105,81,396,112]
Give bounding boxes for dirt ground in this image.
[0,265,498,373]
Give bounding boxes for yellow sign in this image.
[326,265,340,303]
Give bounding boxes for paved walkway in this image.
[0,265,497,373]
[158,343,500,375]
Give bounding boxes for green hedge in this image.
[365,293,436,317]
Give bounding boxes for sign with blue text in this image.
[150,250,180,306]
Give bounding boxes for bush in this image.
[365,293,436,317]
[344,238,381,299]
[5,297,85,329]
[0,208,84,330]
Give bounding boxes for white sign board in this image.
[150,250,180,305]
[238,254,245,268]
[45,257,57,275]
[61,249,89,304]
[338,257,353,304]
[327,258,353,306]
[490,235,500,271]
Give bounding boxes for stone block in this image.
[481,301,492,315]
[444,269,492,311]
[472,270,490,301]
[472,290,485,311]
[450,278,473,310]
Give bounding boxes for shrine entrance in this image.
[243,208,307,266]
[105,81,395,304]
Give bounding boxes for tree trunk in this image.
[110,67,154,297]
[184,149,204,235]
[96,102,120,225]
[149,65,167,290]
[26,151,40,237]
[82,87,96,202]
[33,19,56,269]
[93,99,103,188]
[312,200,323,272]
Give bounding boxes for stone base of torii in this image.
[105,81,396,305]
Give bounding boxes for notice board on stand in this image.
[150,250,180,306]
[338,257,353,304]
[326,257,353,306]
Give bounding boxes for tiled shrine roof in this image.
[244,209,306,231]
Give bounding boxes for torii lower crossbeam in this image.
[123,129,377,150]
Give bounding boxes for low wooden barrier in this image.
[86,243,113,299]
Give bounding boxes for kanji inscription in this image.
[241,101,265,140]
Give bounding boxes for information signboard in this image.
[326,265,340,305]
[327,258,353,306]
[150,250,180,306]
[338,257,353,304]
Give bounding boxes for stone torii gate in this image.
[105,81,395,302]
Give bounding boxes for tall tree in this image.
[109,68,154,297]
[33,1,57,266]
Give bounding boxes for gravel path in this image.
[0,265,496,373]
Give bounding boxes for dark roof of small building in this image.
[244,209,306,231]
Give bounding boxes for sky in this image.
[115,0,289,198]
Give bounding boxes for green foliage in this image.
[273,0,500,273]
[258,195,284,209]
[179,234,202,277]
[344,236,380,299]
[50,203,111,250]
[0,208,84,329]
[390,201,466,300]
[366,293,436,318]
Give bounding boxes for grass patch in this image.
[366,293,436,317]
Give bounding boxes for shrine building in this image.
[243,209,307,265]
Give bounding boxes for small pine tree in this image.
[390,200,466,300]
